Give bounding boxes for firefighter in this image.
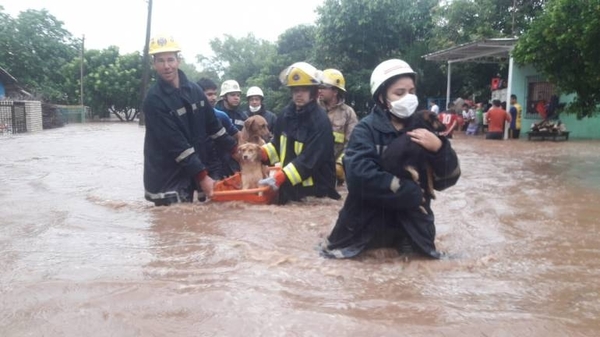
[321,59,461,258]
[215,80,247,131]
[318,68,358,185]
[258,62,341,204]
[244,86,277,134]
[142,34,237,206]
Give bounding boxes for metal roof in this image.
[0,67,18,85]
[422,38,518,63]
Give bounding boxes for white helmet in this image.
[220,80,242,97]
[370,59,416,99]
[246,86,264,98]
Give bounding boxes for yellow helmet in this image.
[321,68,346,92]
[279,62,322,87]
[148,34,180,55]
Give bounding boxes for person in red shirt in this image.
[438,104,458,138]
[486,99,511,140]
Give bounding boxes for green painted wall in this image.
[510,62,600,140]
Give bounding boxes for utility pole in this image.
[139,0,152,126]
[511,0,517,36]
[80,34,85,121]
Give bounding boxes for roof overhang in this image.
[0,66,18,85]
[422,38,518,64]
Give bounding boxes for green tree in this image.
[1,9,78,102]
[428,0,547,102]
[196,34,276,87]
[315,0,439,112]
[62,47,144,120]
[513,0,600,118]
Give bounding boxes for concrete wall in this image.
[511,62,600,139]
[0,100,43,134]
[25,100,42,132]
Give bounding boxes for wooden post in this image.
[80,34,85,121]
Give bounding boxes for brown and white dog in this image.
[237,142,268,190]
[240,115,270,145]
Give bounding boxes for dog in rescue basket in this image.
[381,110,447,213]
[237,142,269,190]
[240,115,270,145]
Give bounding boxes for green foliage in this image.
[429,0,547,101]
[0,8,78,102]
[315,0,438,111]
[62,47,143,120]
[513,0,600,118]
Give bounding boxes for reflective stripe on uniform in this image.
[294,141,303,155]
[302,176,314,187]
[283,163,303,186]
[279,135,288,164]
[390,176,401,193]
[336,153,344,165]
[234,120,245,127]
[145,190,181,202]
[264,142,279,164]
[175,147,195,163]
[176,107,186,116]
[209,127,226,139]
[333,131,345,144]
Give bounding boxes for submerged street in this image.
[1,123,599,336]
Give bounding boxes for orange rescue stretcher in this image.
[212,167,279,204]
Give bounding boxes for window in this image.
[526,76,556,119]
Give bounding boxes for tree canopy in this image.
[0,8,78,102]
[6,0,597,120]
[513,0,600,118]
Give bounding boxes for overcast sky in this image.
[3,0,324,66]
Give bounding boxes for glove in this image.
[260,146,269,162]
[258,170,286,191]
[195,170,214,198]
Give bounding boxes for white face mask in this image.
[388,94,418,119]
[249,105,261,113]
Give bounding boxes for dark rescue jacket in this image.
[215,100,248,131]
[263,100,341,204]
[143,70,236,204]
[323,106,460,258]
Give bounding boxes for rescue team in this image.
[142,34,461,259]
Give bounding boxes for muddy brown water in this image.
[1,123,599,336]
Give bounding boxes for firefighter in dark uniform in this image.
[321,59,461,258]
[258,62,341,205]
[142,34,237,206]
[215,80,248,131]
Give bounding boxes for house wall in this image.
[0,100,43,134]
[25,100,43,132]
[511,61,600,139]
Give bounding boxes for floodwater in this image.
[1,123,599,336]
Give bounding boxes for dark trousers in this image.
[486,132,504,140]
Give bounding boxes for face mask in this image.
[388,94,418,119]
[249,105,261,113]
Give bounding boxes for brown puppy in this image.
[410,109,446,200]
[381,110,447,212]
[238,143,268,190]
[241,115,270,145]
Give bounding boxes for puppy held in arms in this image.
[238,143,268,190]
[381,110,447,213]
[241,115,271,145]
